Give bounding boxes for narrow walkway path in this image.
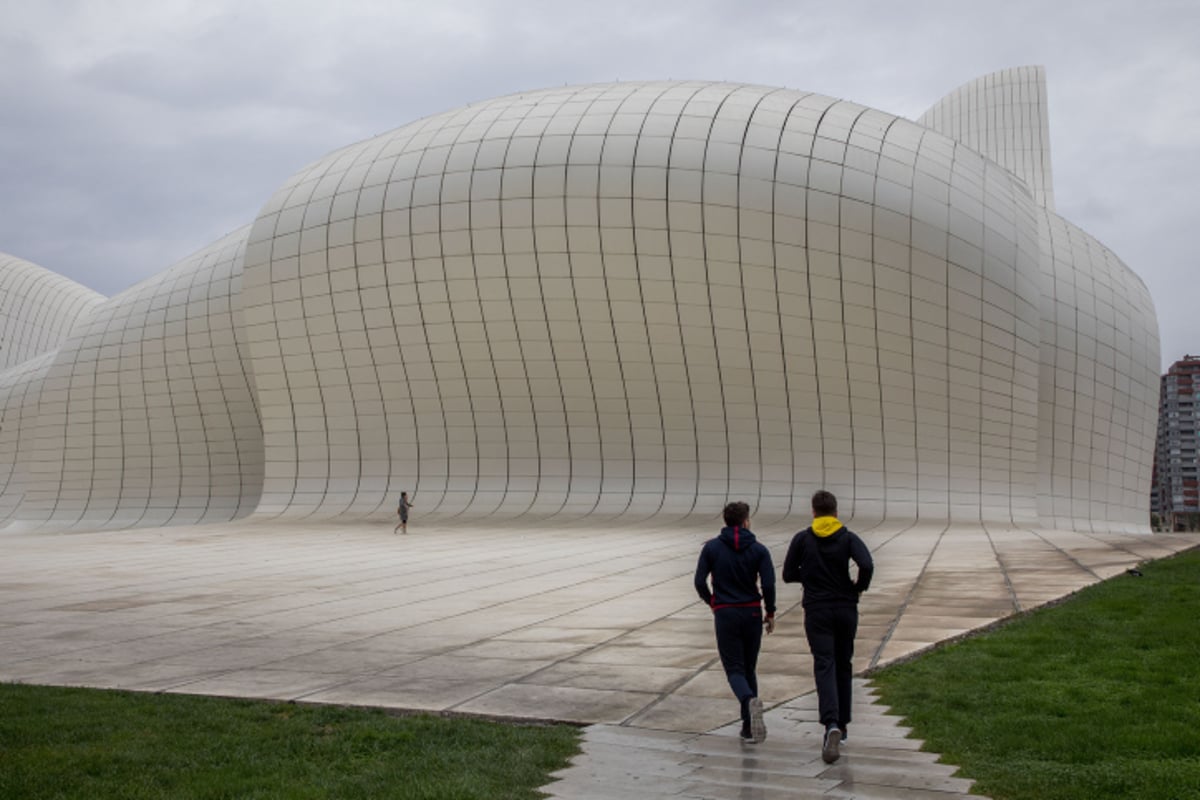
[542,680,982,799]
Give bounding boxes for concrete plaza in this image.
[2,518,1195,797]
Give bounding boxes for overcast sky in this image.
[2,0,1197,368]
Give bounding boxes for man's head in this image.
[811,490,837,517]
[723,501,750,528]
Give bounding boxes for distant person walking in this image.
[393,491,414,534]
[782,489,873,763]
[694,501,776,743]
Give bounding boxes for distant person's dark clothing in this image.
[394,494,414,533]
[782,516,873,733]
[695,524,776,738]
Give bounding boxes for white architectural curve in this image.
[918,65,1056,211]
[241,81,1045,524]
[0,352,58,523]
[0,67,1161,532]
[0,253,103,369]
[4,229,263,530]
[1035,210,1159,533]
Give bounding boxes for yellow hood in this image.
[812,516,843,538]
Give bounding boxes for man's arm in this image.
[694,546,713,605]
[781,532,804,583]
[759,546,777,633]
[758,547,776,614]
[850,534,874,594]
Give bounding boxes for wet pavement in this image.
[1,518,1194,797]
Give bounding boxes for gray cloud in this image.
[2,0,1197,365]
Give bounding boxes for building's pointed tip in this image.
[916,66,1055,211]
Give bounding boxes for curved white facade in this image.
[0,254,104,369]
[0,68,1160,531]
[2,230,263,530]
[1034,211,1159,532]
[918,65,1055,211]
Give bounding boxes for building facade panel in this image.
[0,253,103,369]
[10,229,263,530]
[0,352,58,524]
[242,81,1046,524]
[0,68,1162,533]
[1035,211,1160,532]
[917,65,1055,211]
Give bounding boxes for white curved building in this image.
[1,232,263,530]
[0,67,1160,532]
[918,66,1159,532]
[0,253,104,370]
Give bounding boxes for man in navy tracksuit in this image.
[783,489,873,764]
[694,501,776,743]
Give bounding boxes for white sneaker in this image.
[748,697,767,743]
[821,725,841,763]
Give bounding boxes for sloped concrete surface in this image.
[1,518,1194,797]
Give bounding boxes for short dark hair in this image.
[811,490,837,517]
[723,501,750,527]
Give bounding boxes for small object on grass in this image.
[1126,567,1143,577]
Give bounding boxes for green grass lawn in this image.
[873,545,1200,800]
[0,685,579,799]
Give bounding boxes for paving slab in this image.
[1,518,1195,799]
[545,680,981,799]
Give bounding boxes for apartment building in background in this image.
[1152,356,1200,529]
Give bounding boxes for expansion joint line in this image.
[1024,526,1102,581]
[868,521,950,671]
[433,536,700,716]
[981,524,1022,614]
[1076,529,1152,561]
